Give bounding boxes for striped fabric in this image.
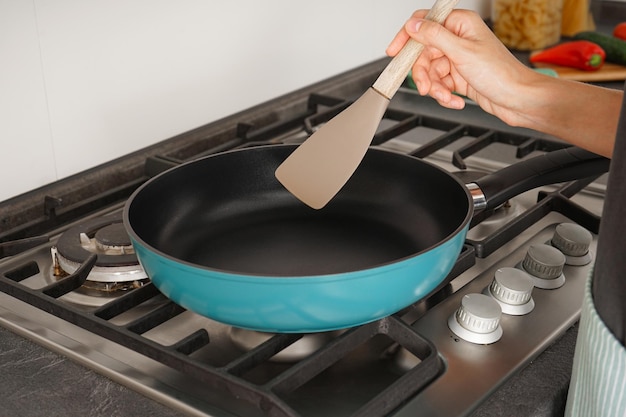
[566,270,626,417]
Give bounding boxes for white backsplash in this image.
[0,0,489,202]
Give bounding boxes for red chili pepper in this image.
[614,22,626,41]
[530,40,606,71]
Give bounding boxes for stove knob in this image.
[484,267,535,315]
[551,223,593,266]
[448,293,503,344]
[521,244,566,289]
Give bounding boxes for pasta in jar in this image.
[492,0,563,50]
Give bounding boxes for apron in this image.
[566,84,626,416]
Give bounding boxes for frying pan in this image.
[123,145,608,333]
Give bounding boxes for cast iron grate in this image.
[0,254,447,417]
[466,175,603,258]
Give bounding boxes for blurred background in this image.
[1,0,621,203]
[0,0,490,203]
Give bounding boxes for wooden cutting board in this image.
[530,55,626,82]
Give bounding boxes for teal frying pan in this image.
[123,145,607,332]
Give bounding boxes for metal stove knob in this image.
[521,244,566,289]
[448,293,503,344]
[484,267,535,315]
[551,223,593,266]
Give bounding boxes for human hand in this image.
[386,10,538,126]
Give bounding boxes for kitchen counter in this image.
[0,326,184,417]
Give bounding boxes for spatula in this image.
[275,0,459,209]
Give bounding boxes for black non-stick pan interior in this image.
[127,146,471,276]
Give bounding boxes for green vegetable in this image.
[406,71,417,90]
[573,31,626,66]
[533,68,559,78]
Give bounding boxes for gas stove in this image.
[0,57,609,417]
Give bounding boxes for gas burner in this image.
[228,327,333,362]
[92,222,133,254]
[52,215,148,296]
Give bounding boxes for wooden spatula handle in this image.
[372,0,459,99]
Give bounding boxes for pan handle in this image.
[470,147,610,210]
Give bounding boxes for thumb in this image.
[405,17,459,57]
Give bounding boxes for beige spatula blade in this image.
[275,88,388,209]
[275,0,459,209]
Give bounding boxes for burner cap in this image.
[56,215,137,267]
[95,223,132,248]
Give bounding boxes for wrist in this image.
[507,74,621,158]
[499,66,557,129]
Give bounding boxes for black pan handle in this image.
[471,147,610,210]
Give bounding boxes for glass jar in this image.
[561,0,595,36]
[492,0,564,50]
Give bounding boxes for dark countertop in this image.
[0,326,185,417]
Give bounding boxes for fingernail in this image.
[407,18,424,34]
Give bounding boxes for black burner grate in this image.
[0,256,444,417]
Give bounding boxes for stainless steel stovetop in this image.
[0,59,609,417]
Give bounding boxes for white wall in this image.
[0,0,489,202]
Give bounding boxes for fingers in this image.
[389,9,487,55]
[405,17,460,59]
[431,81,466,110]
[386,9,429,56]
[385,30,411,57]
[411,65,431,96]
[401,9,487,58]
[412,60,465,110]
[388,9,483,111]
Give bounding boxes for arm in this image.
[514,74,621,158]
[387,9,622,158]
